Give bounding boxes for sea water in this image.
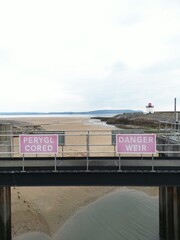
[13,189,159,240]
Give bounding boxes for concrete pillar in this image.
[173,187,180,240]
[159,186,180,240]
[0,187,11,240]
[165,187,174,239]
[159,187,166,240]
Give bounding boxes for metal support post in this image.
[118,154,121,171]
[54,154,57,172]
[22,154,25,172]
[62,145,64,157]
[86,132,90,171]
[114,144,116,157]
[151,154,154,172]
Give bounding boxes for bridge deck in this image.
[0,156,180,170]
[0,157,180,187]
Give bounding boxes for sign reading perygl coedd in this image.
[19,134,58,154]
[116,134,156,154]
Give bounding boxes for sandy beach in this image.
[8,116,158,238]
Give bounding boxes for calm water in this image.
[14,189,159,240]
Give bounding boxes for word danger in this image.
[19,135,58,154]
[116,134,156,154]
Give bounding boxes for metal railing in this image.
[0,130,180,172]
[1,130,180,157]
[0,130,117,157]
[159,121,180,133]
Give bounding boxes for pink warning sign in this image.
[19,134,58,154]
[116,134,156,154]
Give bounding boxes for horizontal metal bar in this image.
[1,170,180,186]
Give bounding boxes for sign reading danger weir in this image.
[116,134,156,154]
[19,134,58,154]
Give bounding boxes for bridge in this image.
[1,123,180,239]
[0,156,180,187]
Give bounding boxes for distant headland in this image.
[0,109,142,116]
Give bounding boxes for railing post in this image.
[151,154,154,172]
[118,154,121,171]
[62,145,64,157]
[86,131,90,171]
[54,154,57,172]
[114,144,116,157]
[22,154,25,172]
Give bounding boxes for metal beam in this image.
[0,171,180,187]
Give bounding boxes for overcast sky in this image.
[0,0,180,112]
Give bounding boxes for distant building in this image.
[146,102,154,113]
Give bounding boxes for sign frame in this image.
[19,134,58,154]
[116,133,156,154]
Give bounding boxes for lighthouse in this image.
[146,102,154,114]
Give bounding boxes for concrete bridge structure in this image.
[0,123,180,240]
